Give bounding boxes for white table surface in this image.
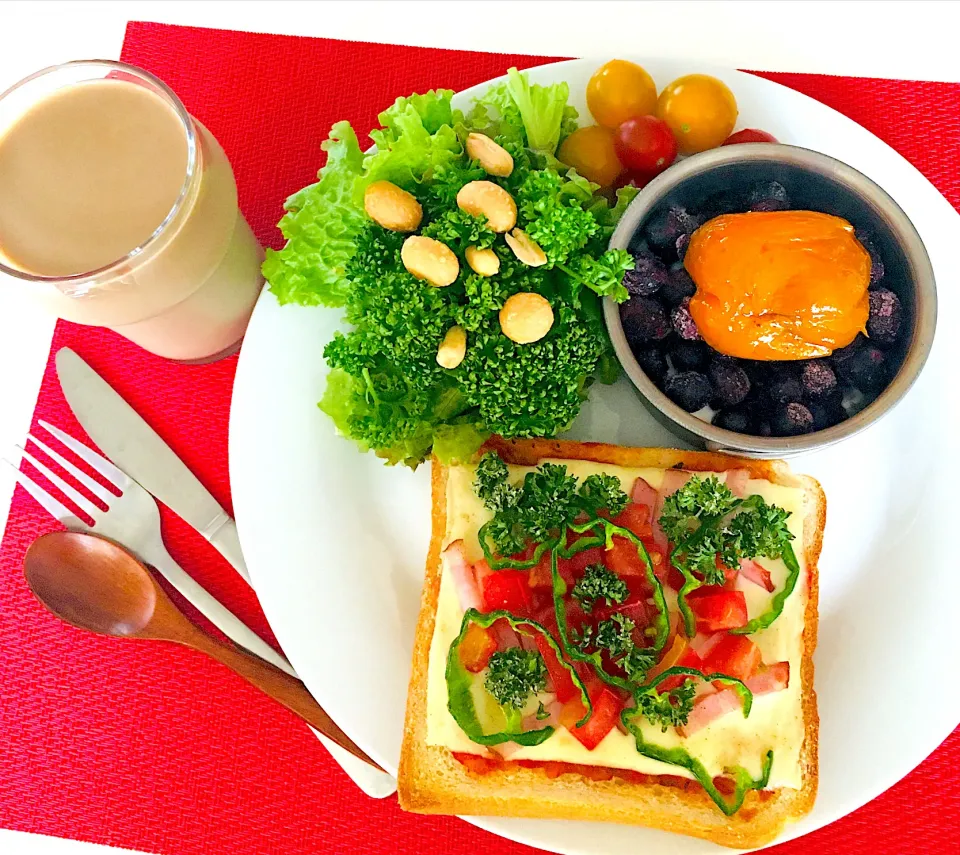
[1,1,958,853]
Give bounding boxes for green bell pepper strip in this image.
[624,666,768,815]
[730,540,801,635]
[446,608,592,745]
[640,665,754,716]
[549,524,670,692]
[476,526,556,571]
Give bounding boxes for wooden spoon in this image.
[24,531,383,771]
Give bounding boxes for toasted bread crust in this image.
[398,439,823,848]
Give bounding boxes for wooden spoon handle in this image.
[176,625,383,771]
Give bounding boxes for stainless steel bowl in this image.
[604,144,938,457]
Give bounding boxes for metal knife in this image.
[55,347,251,586]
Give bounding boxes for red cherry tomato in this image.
[613,170,653,192]
[722,128,778,145]
[613,115,678,174]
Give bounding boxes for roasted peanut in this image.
[401,235,459,287]
[499,292,554,344]
[437,325,467,369]
[504,228,547,267]
[466,133,514,177]
[363,180,423,231]
[456,180,517,233]
[465,245,500,277]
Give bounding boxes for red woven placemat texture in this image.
[0,20,957,855]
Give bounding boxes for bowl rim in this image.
[604,142,939,455]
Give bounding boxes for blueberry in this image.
[669,339,709,371]
[708,359,751,407]
[800,360,838,399]
[808,399,845,431]
[758,421,773,437]
[748,180,790,212]
[699,191,745,222]
[766,375,804,405]
[856,229,885,286]
[660,267,697,306]
[833,339,887,390]
[867,288,903,345]
[712,407,754,433]
[624,252,671,297]
[664,371,713,412]
[645,205,701,262]
[676,233,691,261]
[771,402,815,436]
[671,298,701,340]
[621,297,671,345]
[633,347,668,384]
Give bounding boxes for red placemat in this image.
[0,21,957,855]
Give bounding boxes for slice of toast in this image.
[399,438,824,849]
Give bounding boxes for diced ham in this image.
[725,468,752,498]
[739,558,776,592]
[660,468,694,497]
[444,540,482,612]
[518,631,540,654]
[677,688,744,737]
[746,661,790,695]
[490,618,521,650]
[631,476,659,509]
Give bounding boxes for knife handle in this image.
[148,543,298,678]
[203,514,252,587]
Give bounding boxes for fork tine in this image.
[27,433,115,505]
[38,420,129,490]
[2,458,87,529]
[16,446,102,521]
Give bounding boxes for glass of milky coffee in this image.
[0,60,264,362]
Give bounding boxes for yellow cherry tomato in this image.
[557,125,622,188]
[656,74,738,154]
[587,59,658,129]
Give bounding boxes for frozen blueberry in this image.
[712,407,754,433]
[621,297,671,344]
[664,371,713,412]
[660,267,697,306]
[748,180,790,212]
[671,299,701,340]
[867,288,903,345]
[766,375,804,405]
[856,229,885,286]
[669,339,709,371]
[808,399,845,431]
[800,360,838,399]
[624,252,671,297]
[757,421,773,437]
[633,347,668,384]
[645,205,701,262]
[771,402,815,436]
[699,191,745,222]
[676,233,691,260]
[833,340,888,390]
[708,359,751,407]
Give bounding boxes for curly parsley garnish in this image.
[571,564,628,612]
[635,679,697,732]
[484,648,547,710]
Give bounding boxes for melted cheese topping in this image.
[425,460,808,788]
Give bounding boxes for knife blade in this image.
[55,347,251,585]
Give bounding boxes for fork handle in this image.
[148,546,298,678]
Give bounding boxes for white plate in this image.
[230,58,960,854]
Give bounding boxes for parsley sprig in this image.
[635,679,697,732]
[484,648,547,710]
[571,564,628,612]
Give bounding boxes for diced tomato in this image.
[605,535,646,577]
[534,633,579,703]
[677,688,744,737]
[666,562,686,591]
[746,661,790,695]
[459,622,497,673]
[715,556,739,588]
[712,776,737,795]
[658,648,704,693]
[645,635,703,692]
[612,503,653,539]
[687,587,748,633]
[739,558,775,593]
[702,634,761,683]
[564,544,605,576]
[475,560,534,614]
[526,555,553,590]
[559,684,624,751]
[452,751,504,774]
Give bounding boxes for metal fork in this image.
[3,420,296,677]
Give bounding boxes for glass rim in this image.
[0,58,199,285]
